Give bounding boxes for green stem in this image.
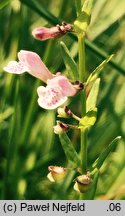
[78,33,87,172]
[78,34,85,82]
[78,33,86,119]
[78,33,88,200]
[81,128,87,172]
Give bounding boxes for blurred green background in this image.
[0,0,125,200]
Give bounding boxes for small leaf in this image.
[74,0,95,33]
[86,54,114,84]
[79,107,97,129]
[92,136,121,170]
[60,41,78,80]
[86,78,100,112]
[59,133,81,167]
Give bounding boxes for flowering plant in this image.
[1,0,124,200]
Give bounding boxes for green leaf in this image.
[74,0,95,33]
[79,108,97,129]
[86,78,100,112]
[87,171,99,199]
[59,133,81,167]
[60,41,78,80]
[86,54,114,84]
[92,136,121,170]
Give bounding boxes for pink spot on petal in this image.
[37,85,67,110]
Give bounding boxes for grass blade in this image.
[92,136,121,170]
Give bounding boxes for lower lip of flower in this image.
[38,85,67,109]
[44,88,60,106]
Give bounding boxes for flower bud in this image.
[53,121,70,134]
[74,174,92,193]
[57,107,68,118]
[32,22,73,41]
[57,106,72,118]
[47,166,67,182]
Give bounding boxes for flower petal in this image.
[37,85,67,110]
[18,50,53,82]
[47,75,77,96]
[3,61,27,74]
[32,23,73,41]
[32,27,55,40]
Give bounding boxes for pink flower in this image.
[4,50,77,110]
[32,22,73,41]
[37,75,77,109]
[4,50,53,82]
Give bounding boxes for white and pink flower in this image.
[4,50,78,110]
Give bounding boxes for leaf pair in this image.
[59,127,121,172]
[58,78,100,167]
